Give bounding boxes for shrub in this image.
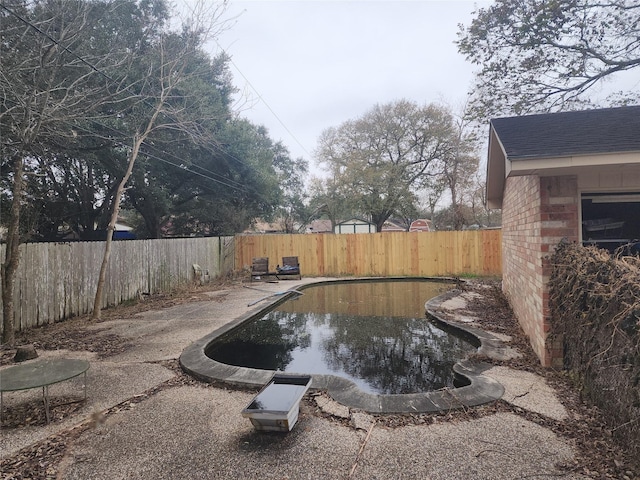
[549,241,640,459]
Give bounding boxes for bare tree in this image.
[458,0,640,119]
[315,100,455,232]
[0,0,156,344]
[468,171,501,228]
[438,105,480,230]
[92,3,230,319]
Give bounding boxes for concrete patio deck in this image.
[0,278,590,479]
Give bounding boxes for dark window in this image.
[581,192,640,253]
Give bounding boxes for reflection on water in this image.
[248,383,309,411]
[205,280,477,394]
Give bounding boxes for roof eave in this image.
[508,150,640,176]
[486,124,507,209]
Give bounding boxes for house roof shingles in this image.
[491,105,640,160]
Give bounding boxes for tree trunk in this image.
[1,155,25,346]
[91,30,200,318]
[91,77,165,319]
[92,134,144,320]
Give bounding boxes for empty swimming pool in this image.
[204,279,477,394]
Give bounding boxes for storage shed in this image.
[334,218,377,234]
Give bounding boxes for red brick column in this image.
[502,175,578,366]
[540,176,579,366]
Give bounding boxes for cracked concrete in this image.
[1,278,587,479]
[485,366,569,421]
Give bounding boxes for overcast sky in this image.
[210,0,490,171]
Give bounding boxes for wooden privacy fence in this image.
[1,230,501,335]
[235,229,502,278]
[0,236,234,334]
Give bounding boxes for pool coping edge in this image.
[179,279,506,414]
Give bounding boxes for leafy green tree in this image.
[457,0,640,119]
[19,151,118,241]
[126,119,285,238]
[315,100,455,232]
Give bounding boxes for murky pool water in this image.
[205,280,477,394]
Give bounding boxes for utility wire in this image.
[8,116,277,231]
[1,92,266,198]
[0,1,287,202]
[70,118,269,198]
[214,39,313,159]
[0,0,282,178]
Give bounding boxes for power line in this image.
[0,0,276,177]
[0,1,285,202]
[1,91,268,198]
[214,39,313,160]
[69,118,271,199]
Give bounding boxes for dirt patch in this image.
[0,279,238,366]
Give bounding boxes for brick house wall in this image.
[502,174,579,367]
